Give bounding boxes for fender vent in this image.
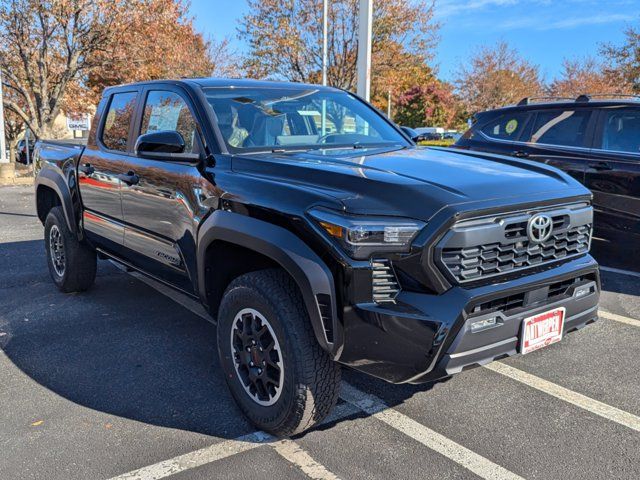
[315,294,334,343]
[372,259,400,304]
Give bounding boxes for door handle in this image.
[117,171,140,186]
[78,163,95,175]
[512,150,529,158]
[588,161,612,171]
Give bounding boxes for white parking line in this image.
[600,266,640,279]
[485,362,640,433]
[340,383,525,480]
[108,404,359,480]
[599,310,640,328]
[109,431,272,480]
[273,439,341,480]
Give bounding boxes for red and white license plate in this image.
[520,307,565,355]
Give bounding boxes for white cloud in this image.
[436,0,520,18]
[498,12,635,30]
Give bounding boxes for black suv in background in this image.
[455,95,640,271]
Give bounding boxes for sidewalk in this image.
[0,162,35,186]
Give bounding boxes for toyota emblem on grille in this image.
[527,214,553,243]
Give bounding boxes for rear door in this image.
[586,106,640,266]
[118,85,206,293]
[513,107,595,184]
[79,90,140,253]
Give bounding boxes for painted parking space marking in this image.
[340,383,525,480]
[107,404,359,480]
[273,439,341,480]
[108,431,272,480]
[599,309,640,328]
[485,362,640,433]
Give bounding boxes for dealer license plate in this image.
[521,307,565,355]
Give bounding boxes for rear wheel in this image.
[217,269,341,436]
[44,206,97,293]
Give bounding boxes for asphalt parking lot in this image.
[1,184,640,480]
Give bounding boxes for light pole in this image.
[0,69,7,163]
[321,0,328,136]
[356,0,372,102]
[322,0,328,87]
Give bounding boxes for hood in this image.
[231,146,590,221]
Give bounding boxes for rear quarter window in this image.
[479,111,530,141]
[526,109,592,147]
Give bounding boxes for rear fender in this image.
[36,168,77,234]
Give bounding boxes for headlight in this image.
[308,207,425,259]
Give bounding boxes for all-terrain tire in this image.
[44,206,97,293]
[217,268,341,437]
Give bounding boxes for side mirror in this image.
[135,130,193,160]
[399,126,421,143]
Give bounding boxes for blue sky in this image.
[189,0,638,82]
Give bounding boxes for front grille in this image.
[437,203,593,284]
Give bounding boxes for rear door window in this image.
[101,92,138,152]
[527,109,592,147]
[600,107,640,154]
[479,111,531,141]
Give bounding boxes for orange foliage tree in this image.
[548,56,626,98]
[239,0,441,114]
[455,41,543,114]
[0,0,218,139]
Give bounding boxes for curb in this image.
[0,177,35,186]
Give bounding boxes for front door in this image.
[118,87,207,294]
[79,90,139,254]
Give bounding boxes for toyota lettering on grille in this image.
[527,214,553,243]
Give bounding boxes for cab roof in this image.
[104,77,341,94]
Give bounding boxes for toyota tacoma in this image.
[34,79,600,436]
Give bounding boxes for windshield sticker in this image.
[505,119,518,135]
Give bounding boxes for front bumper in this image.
[338,255,600,384]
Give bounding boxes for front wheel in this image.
[217,269,341,437]
[44,206,97,293]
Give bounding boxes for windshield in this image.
[203,87,408,152]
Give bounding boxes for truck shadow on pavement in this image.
[0,239,443,440]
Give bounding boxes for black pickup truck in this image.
[34,78,600,436]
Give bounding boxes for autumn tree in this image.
[548,56,625,98]
[393,77,461,128]
[82,0,216,108]
[600,25,640,93]
[0,0,217,139]
[239,0,439,112]
[455,41,543,114]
